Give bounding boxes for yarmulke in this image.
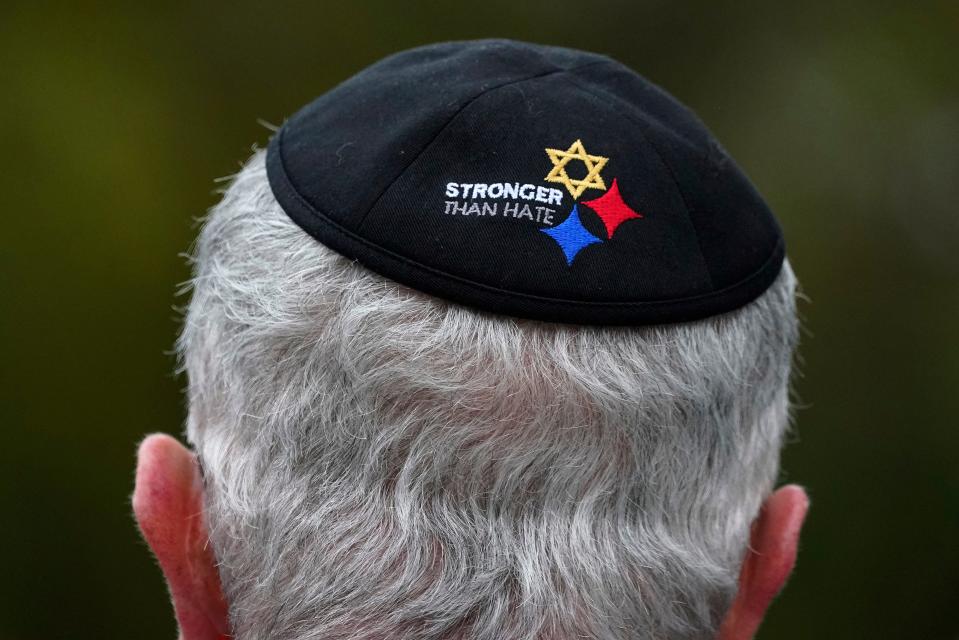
[266,39,784,325]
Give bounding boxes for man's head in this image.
[135,40,807,640]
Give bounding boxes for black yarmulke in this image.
[266,39,785,325]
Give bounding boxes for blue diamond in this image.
[541,204,603,265]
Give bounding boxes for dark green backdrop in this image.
[2,2,956,639]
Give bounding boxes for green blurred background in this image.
[1,1,956,638]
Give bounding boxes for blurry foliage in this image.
[1,1,956,638]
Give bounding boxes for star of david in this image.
[544,139,609,199]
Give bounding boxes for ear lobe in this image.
[718,484,809,640]
[133,434,231,640]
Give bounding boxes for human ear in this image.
[718,484,809,640]
[133,434,230,640]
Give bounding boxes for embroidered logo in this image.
[438,138,643,267]
[541,204,603,265]
[582,178,642,239]
[541,140,643,265]
[544,139,608,199]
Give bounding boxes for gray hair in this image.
[178,150,799,640]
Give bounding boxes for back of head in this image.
[180,155,797,640]
[178,40,799,640]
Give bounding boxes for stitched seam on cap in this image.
[271,133,783,310]
[352,60,610,232]
[562,72,719,291]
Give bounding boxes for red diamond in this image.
[581,178,642,239]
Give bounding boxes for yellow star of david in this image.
[544,139,609,199]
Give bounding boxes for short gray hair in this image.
[178,151,799,640]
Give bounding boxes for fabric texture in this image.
[266,39,785,325]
